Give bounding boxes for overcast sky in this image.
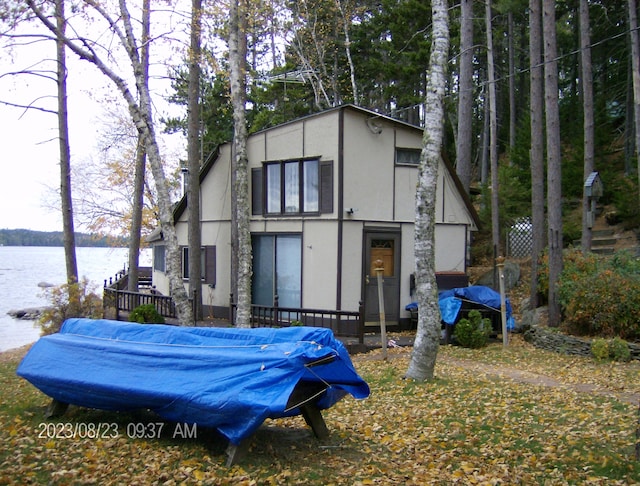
[0,14,187,234]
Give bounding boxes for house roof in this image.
[171,104,480,229]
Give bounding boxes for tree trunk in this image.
[543,0,563,327]
[55,0,78,305]
[486,0,501,259]
[629,0,640,203]
[529,0,545,309]
[188,0,203,320]
[336,0,358,104]
[508,11,516,156]
[229,0,252,328]
[405,0,449,382]
[128,0,150,293]
[580,0,595,253]
[456,0,473,193]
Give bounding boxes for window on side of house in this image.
[255,158,331,216]
[395,147,421,166]
[181,246,216,286]
[153,245,166,273]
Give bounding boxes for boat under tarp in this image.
[16,318,370,446]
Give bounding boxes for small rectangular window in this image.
[153,245,166,273]
[396,147,421,165]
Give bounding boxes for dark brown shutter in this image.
[251,167,263,215]
[319,160,333,214]
[204,246,216,286]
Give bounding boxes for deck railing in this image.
[103,287,180,320]
[103,285,364,343]
[230,295,365,344]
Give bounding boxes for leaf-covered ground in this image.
[1,336,639,485]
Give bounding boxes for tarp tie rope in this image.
[283,353,337,413]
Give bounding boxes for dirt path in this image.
[358,348,640,406]
[440,355,640,406]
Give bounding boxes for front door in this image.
[363,231,400,326]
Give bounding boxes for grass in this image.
[1,337,639,485]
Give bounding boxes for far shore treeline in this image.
[0,229,127,247]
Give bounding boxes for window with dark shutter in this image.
[204,246,216,287]
[251,168,263,215]
[319,160,333,214]
[260,158,330,216]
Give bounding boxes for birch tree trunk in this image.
[55,0,78,295]
[405,0,449,382]
[456,0,473,193]
[27,0,194,324]
[128,0,150,293]
[629,0,640,203]
[336,0,358,104]
[229,0,252,328]
[529,0,545,309]
[543,0,563,327]
[580,0,594,252]
[187,0,203,320]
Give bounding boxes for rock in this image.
[7,307,47,320]
[474,262,521,291]
[37,282,55,288]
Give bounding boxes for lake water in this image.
[0,246,151,352]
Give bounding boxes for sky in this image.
[0,11,188,233]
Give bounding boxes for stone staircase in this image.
[590,228,617,255]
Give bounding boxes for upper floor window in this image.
[395,147,421,166]
[252,158,333,216]
[266,159,319,214]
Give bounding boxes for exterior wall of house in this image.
[150,106,477,323]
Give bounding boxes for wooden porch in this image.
[102,270,365,344]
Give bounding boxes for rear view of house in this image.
[150,105,479,329]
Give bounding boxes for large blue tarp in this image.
[406,285,515,330]
[16,318,370,445]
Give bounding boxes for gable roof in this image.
[172,104,480,229]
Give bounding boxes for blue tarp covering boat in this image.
[16,318,370,445]
[406,285,515,330]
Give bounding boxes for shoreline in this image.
[0,343,32,363]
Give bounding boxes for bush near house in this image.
[538,249,640,341]
[453,310,492,349]
[129,304,165,324]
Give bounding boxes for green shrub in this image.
[540,248,640,341]
[39,278,103,335]
[608,337,631,362]
[590,337,631,362]
[590,338,609,361]
[453,310,492,349]
[129,304,165,324]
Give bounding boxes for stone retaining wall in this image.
[523,327,640,361]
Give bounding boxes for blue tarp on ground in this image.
[16,318,370,445]
[406,285,515,330]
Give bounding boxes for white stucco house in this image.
[149,105,479,329]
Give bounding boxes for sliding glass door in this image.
[252,234,301,308]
